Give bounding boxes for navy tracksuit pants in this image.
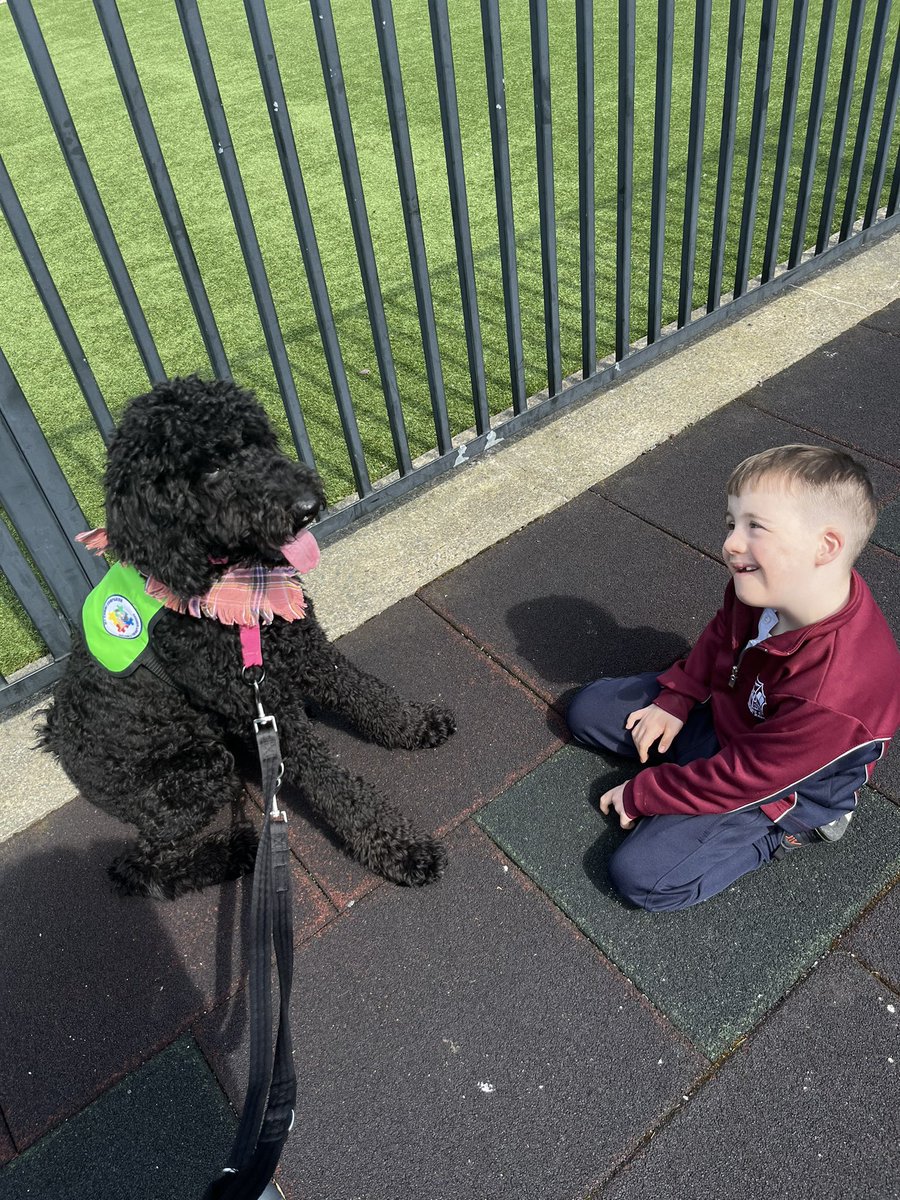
[567,673,790,912]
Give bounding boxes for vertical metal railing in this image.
[7,0,165,384]
[617,0,636,361]
[0,151,116,443]
[482,0,527,414]
[647,0,674,345]
[734,0,779,298]
[679,0,712,328]
[865,16,900,226]
[174,0,317,467]
[243,0,372,495]
[708,0,748,311]
[372,0,453,452]
[2,0,899,708]
[529,0,562,395]
[94,0,232,382]
[576,0,596,376]
[841,0,895,239]
[816,0,867,252]
[762,0,810,283]
[429,0,490,434]
[790,0,840,266]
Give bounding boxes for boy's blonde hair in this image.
[727,444,877,565]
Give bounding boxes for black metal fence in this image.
[1,0,899,709]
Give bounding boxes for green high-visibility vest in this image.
[81,561,166,675]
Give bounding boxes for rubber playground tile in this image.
[853,543,900,646]
[419,491,726,708]
[195,821,705,1200]
[740,318,900,466]
[0,1037,235,1200]
[0,1123,12,1170]
[861,296,900,336]
[598,953,900,1200]
[475,744,900,1059]
[872,494,900,555]
[594,401,900,562]
[842,878,900,993]
[0,797,331,1149]
[278,596,564,908]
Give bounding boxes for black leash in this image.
[204,671,296,1200]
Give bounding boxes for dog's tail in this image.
[32,700,55,753]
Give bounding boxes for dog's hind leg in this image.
[282,726,446,886]
[107,744,258,899]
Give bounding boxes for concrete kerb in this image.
[2,228,898,843]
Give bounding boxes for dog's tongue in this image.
[281,528,320,574]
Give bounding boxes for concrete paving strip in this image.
[1,228,898,843]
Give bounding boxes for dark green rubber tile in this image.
[476,745,900,1058]
[594,401,900,561]
[196,822,704,1200]
[420,492,726,707]
[280,596,564,908]
[598,953,900,1200]
[739,318,900,466]
[0,798,331,1149]
[0,1037,235,1200]
[842,877,900,992]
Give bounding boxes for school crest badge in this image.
[748,675,767,720]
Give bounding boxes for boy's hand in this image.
[626,704,685,763]
[599,783,637,830]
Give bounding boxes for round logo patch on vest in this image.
[102,594,143,640]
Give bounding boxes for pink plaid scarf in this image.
[77,528,319,627]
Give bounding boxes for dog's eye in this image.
[203,469,224,483]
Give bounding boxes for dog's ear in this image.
[105,474,217,598]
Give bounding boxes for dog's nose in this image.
[292,497,320,523]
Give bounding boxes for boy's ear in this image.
[816,527,845,564]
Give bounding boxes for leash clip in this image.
[247,676,286,821]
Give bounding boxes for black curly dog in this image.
[43,377,455,899]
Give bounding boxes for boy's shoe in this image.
[772,811,854,861]
[772,830,818,860]
[815,810,854,842]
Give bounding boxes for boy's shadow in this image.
[505,595,689,713]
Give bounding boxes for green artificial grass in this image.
[1,0,898,676]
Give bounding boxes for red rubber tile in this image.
[741,316,900,466]
[599,953,900,1199]
[842,876,900,993]
[195,821,704,1200]
[420,491,727,706]
[272,597,564,908]
[594,400,900,563]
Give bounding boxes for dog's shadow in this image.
[0,812,251,1149]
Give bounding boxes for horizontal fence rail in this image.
[1,0,899,707]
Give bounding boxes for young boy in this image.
[567,444,900,912]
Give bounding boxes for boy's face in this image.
[723,480,836,614]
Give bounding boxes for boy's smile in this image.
[723,484,837,631]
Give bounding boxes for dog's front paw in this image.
[385,833,447,887]
[407,703,457,749]
[361,826,447,887]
